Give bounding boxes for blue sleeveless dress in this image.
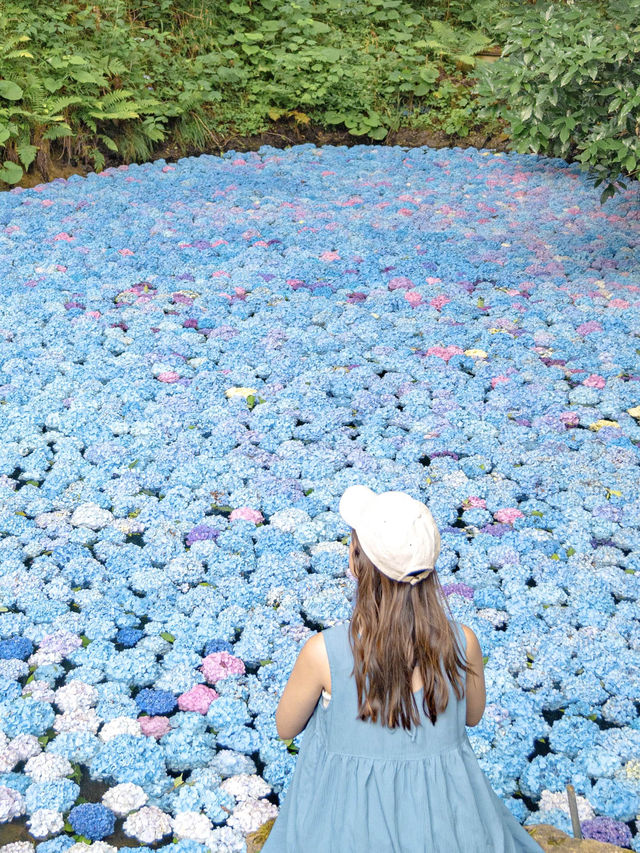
[262,619,544,853]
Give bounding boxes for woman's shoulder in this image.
[457,623,482,657]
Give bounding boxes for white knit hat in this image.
[339,486,441,585]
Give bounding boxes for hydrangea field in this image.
[0,142,639,852]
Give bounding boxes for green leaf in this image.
[161,632,175,643]
[368,126,388,140]
[566,547,576,557]
[18,143,38,170]
[128,459,139,469]
[43,77,62,93]
[0,161,23,184]
[0,80,23,100]
[98,134,119,153]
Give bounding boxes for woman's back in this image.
[319,619,468,759]
[262,617,544,852]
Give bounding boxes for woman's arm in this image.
[275,633,326,740]
[461,624,486,727]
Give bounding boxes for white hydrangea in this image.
[102,783,148,816]
[27,808,65,838]
[539,789,595,820]
[172,811,213,843]
[0,786,26,822]
[55,681,98,712]
[10,734,42,762]
[28,650,65,667]
[220,773,272,802]
[22,682,56,703]
[99,717,142,742]
[67,844,117,853]
[0,732,8,751]
[53,708,101,734]
[123,806,172,843]
[24,752,73,782]
[0,747,19,774]
[70,502,113,530]
[227,797,278,834]
[205,825,248,853]
[113,518,145,537]
[0,843,34,853]
[35,510,71,529]
[477,608,509,628]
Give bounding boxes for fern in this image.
[42,96,84,116]
[42,123,73,140]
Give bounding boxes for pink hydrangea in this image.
[229,507,264,524]
[157,372,181,383]
[430,295,451,310]
[491,375,510,388]
[560,411,580,426]
[494,508,524,524]
[138,716,171,739]
[583,374,606,389]
[425,345,464,362]
[201,651,246,684]
[320,251,340,261]
[177,685,219,714]
[405,291,422,307]
[463,497,486,510]
[576,320,602,335]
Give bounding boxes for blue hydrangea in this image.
[3,697,55,737]
[47,731,102,764]
[135,688,177,715]
[116,627,144,647]
[589,778,640,822]
[68,803,116,840]
[204,638,234,655]
[90,734,167,787]
[0,636,34,660]
[161,729,216,772]
[36,837,76,853]
[25,779,80,815]
[0,772,31,794]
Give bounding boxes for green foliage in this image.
[473,0,640,203]
[0,0,499,182]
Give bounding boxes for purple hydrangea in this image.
[186,524,220,547]
[581,816,633,847]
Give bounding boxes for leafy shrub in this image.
[472,0,640,203]
[0,0,505,184]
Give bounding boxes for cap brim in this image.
[339,485,376,529]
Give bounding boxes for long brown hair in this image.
[347,528,473,731]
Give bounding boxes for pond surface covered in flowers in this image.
[0,143,639,852]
